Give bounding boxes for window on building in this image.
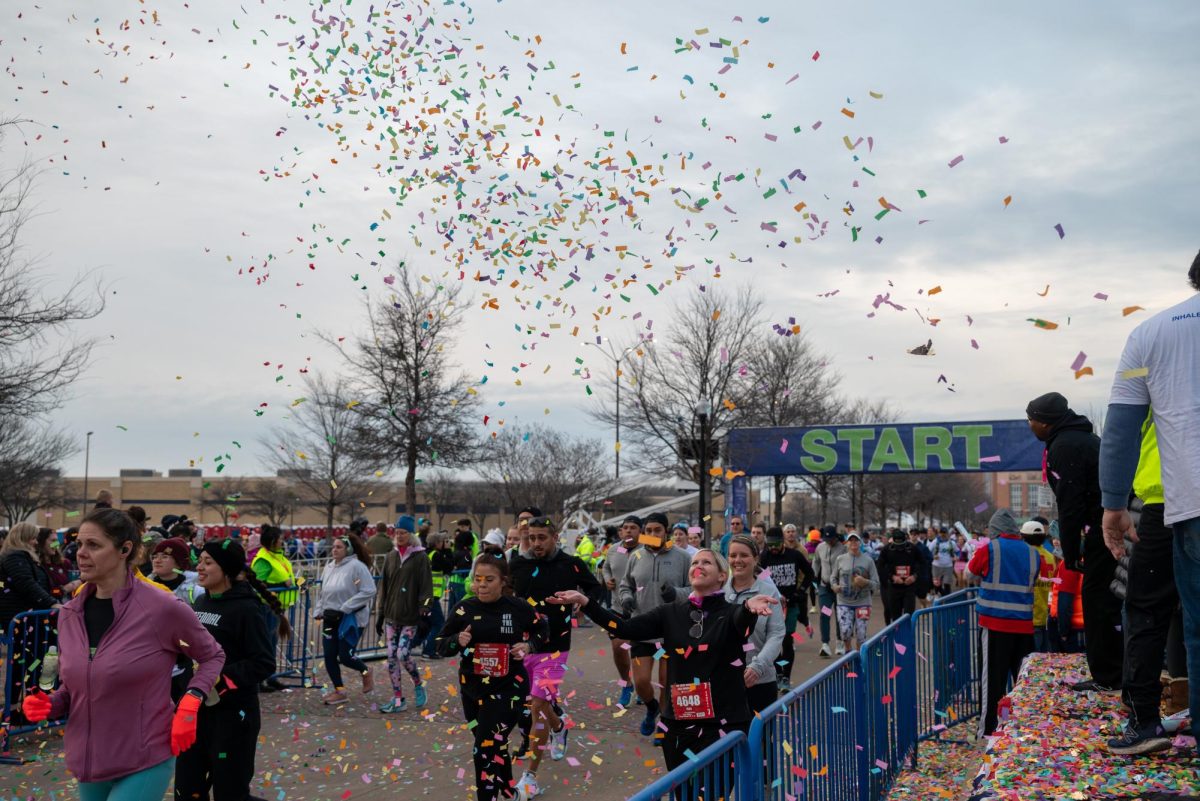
[1009,483,1023,513]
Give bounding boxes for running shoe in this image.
[835,642,846,656]
[639,706,659,737]
[1161,709,1191,734]
[618,685,634,707]
[549,721,569,760]
[322,690,348,705]
[414,685,428,708]
[1106,723,1172,755]
[818,643,832,659]
[379,696,407,713]
[515,771,541,800]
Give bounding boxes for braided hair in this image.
[242,571,292,640]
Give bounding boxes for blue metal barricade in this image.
[932,587,978,607]
[746,652,865,801]
[857,617,917,799]
[911,600,980,750]
[627,730,748,801]
[2,609,66,762]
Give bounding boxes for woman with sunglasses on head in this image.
[437,554,548,801]
[724,535,786,712]
[314,533,378,705]
[549,548,777,772]
[21,509,225,801]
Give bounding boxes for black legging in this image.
[322,613,369,688]
[175,702,261,801]
[462,693,523,801]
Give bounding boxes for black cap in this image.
[622,515,643,528]
[891,529,907,542]
[644,512,669,529]
[766,526,784,544]
[519,506,543,518]
[1026,391,1070,424]
[821,524,838,539]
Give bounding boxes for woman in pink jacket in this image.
[23,508,225,801]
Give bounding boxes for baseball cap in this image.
[1019,520,1046,535]
[846,532,862,542]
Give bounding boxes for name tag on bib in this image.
[671,682,715,720]
[473,643,510,677]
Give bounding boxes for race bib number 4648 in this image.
[670,682,715,720]
[473,643,510,677]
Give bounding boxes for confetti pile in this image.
[886,739,983,801]
[962,653,1198,800]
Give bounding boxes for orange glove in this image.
[170,693,203,755]
[22,691,52,723]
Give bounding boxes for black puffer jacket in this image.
[190,581,274,710]
[0,550,57,627]
[579,593,757,725]
[1043,412,1102,571]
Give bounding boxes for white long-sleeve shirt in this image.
[314,556,378,628]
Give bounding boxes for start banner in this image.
[726,420,1043,477]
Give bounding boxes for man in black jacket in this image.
[1027,392,1123,691]
[877,529,923,623]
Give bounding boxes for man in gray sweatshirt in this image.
[617,511,691,740]
[812,525,848,658]
[602,516,642,707]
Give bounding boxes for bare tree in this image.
[740,332,842,521]
[419,469,464,532]
[244,478,298,528]
[0,118,105,419]
[0,419,75,526]
[322,268,480,514]
[464,481,509,535]
[477,424,615,519]
[260,374,378,537]
[198,477,248,527]
[594,285,764,482]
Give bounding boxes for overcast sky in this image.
[4,1,1198,478]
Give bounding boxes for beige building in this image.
[980,471,1058,521]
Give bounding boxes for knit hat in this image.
[202,539,247,580]
[622,515,643,528]
[1026,392,1070,424]
[395,514,416,533]
[153,537,192,569]
[807,529,821,543]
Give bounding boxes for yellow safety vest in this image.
[428,551,446,598]
[251,548,297,608]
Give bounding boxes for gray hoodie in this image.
[988,508,1020,538]
[831,551,879,607]
[617,545,691,618]
[725,572,785,687]
[813,539,847,587]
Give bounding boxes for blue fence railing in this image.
[630,599,981,801]
[932,587,978,607]
[2,609,67,763]
[629,730,748,801]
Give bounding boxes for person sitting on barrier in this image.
[315,533,378,705]
[967,508,1041,737]
[725,535,785,712]
[22,508,225,801]
[831,532,880,653]
[813,525,847,659]
[759,525,815,692]
[176,538,287,801]
[548,548,777,773]
[617,511,692,742]
[250,524,298,694]
[878,529,922,624]
[437,554,548,801]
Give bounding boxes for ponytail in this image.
[242,572,292,640]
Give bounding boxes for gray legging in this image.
[817,584,841,645]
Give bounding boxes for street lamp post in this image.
[585,341,635,479]
[696,403,709,545]
[81,431,94,516]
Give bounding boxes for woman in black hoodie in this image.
[550,548,776,772]
[175,539,290,801]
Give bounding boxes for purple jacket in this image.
[48,571,225,782]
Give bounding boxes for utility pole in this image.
[81,431,94,516]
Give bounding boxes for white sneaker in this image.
[818,643,832,659]
[549,721,569,760]
[516,771,541,800]
[835,642,846,656]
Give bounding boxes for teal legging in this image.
[78,757,174,801]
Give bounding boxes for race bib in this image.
[855,606,872,621]
[671,682,715,720]
[895,566,911,579]
[473,643,510,677]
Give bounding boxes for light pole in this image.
[81,431,94,516]
[696,403,710,545]
[584,341,636,479]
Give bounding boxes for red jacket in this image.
[48,571,225,782]
[967,533,1040,634]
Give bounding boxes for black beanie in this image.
[643,512,669,529]
[1026,392,1069,424]
[622,515,643,528]
[202,539,247,581]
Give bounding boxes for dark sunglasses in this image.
[689,609,705,639]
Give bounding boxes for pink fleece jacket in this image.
[47,570,225,782]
